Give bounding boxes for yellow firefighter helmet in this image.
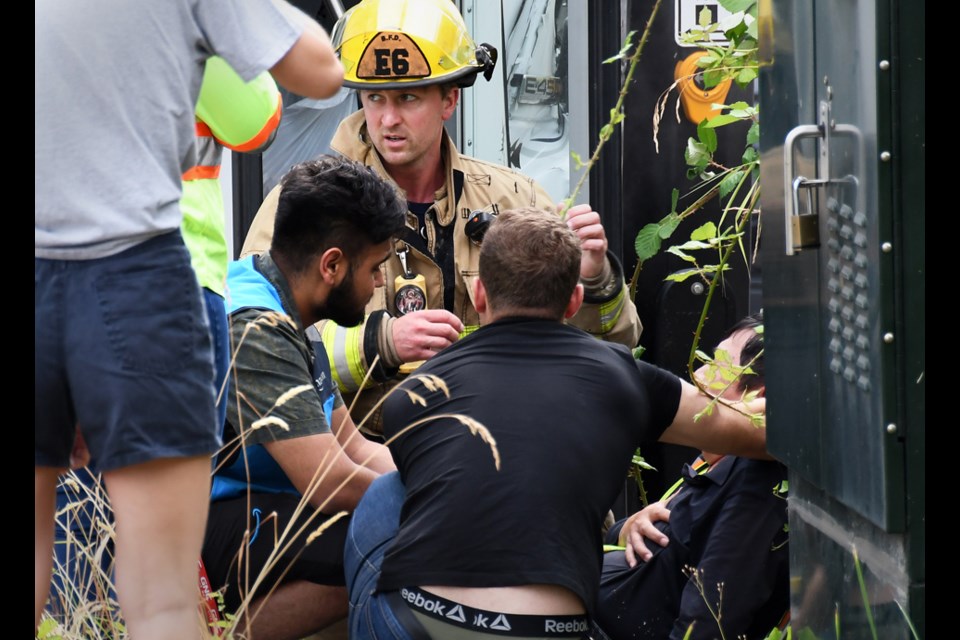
[331,0,497,90]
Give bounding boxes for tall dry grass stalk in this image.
[39,311,498,640]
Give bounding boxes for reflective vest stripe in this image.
[182,128,222,181]
[597,286,626,333]
[181,165,220,181]
[320,320,367,392]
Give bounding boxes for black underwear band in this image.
[398,586,590,637]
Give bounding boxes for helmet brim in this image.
[342,65,482,91]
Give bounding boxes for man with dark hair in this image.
[201,155,406,640]
[342,208,769,640]
[593,311,790,640]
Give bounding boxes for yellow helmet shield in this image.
[332,0,497,89]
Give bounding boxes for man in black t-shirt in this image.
[343,208,770,640]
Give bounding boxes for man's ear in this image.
[473,276,488,314]
[318,247,346,284]
[562,283,584,319]
[441,87,459,121]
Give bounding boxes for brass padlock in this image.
[790,214,820,251]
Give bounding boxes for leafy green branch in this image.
[632,0,761,372]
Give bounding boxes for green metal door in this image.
[759,0,923,636]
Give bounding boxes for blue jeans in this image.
[202,288,230,432]
[345,472,418,640]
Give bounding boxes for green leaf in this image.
[718,0,756,15]
[603,30,637,63]
[658,212,682,239]
[570,150,584,169]
[695,122,718,154]
[690,221,717,241]
[737,66,758,85]
[633,458,657,471]
[747,121,760,145]
[665,246,697,262]
[703,114,740,128]
[718,367,738,381]
[719,169,745,198]
[665,269,701,282]
[725,18,748,41]
[632,344,647,360]
[697,53,720,68]
[701,262,732,274]
[746,15,759,39]
[727,101,751,110]
[635,224,663,262]
[742,145,759,164]
[670,188,680,214]
[737,35,758,51]
[600,123,614,140]
[673,239,714,251]
[702,68,726,89]
[707,378,727,391]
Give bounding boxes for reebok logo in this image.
[471,612,511,630]
[400,588,446,616]
[490,614,512,631]
[446,604,466,622]
[545,618,589,633]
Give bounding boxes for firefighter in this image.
[241,0,643,435]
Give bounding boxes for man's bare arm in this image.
[268,0,344,99]
[330,405,396,475]
[659,379,771,460]
[265,433,379,513]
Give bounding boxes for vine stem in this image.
[686,178,759,378]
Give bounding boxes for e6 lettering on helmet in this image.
[375,48,410,77]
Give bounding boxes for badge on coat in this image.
[395,281,427,315]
